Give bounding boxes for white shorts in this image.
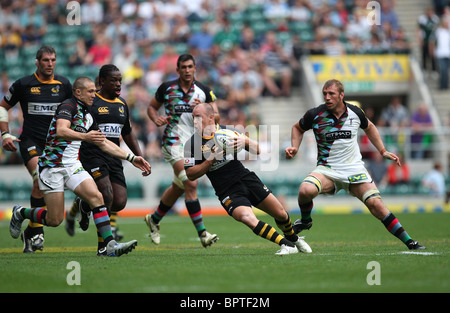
[311,165,373,195]
[162,144,184,166]
[37,161,93,194]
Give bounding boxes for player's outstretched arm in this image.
[363,120,401,166]
[97,139,151,175]
[285,122,304,159]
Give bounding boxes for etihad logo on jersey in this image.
[98,107,109,114]
[30,87,41,94]
[325,130,351,142]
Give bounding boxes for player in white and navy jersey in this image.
[9,77,150,256]
[285,79,425,250]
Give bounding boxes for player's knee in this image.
[362,188,381,204]
[233,208,256,227]
[298,183,317,200]
[46,215,63,227]
[86,190,104,208]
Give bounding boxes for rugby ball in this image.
[213,129,242,153]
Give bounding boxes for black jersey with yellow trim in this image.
[80,92,133,160]
[3,72,72,144]
[184,124,250,193]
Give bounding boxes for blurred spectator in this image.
[154,45,179,78]
[264,0,290,21]
[147,14,171,43]
[290,0,313,22]
[170,14,191,43]
[379,0,400,30]
[387,154,410,186]
[21,25,43,47]
[188,21,215,53]
[137,0,156,20]
[422,162,446,198]
[1,25,22,58]
[417,7,439,74]
[123,60,145,85]
[139,46,158,74]
[113,43,138,74]
[127,17,149,47]
[430,18,450,89]
[259,31,294,97]
[81,0,104,25]
[324,34,346,55]
[378,96,409,152]
[68,38,87,68]
[410,103,434,159]
[19,4,46,30]
[144,62,164,94]
[214,16,240,52]
[121,0,138,19]
[230,61,264,106]
[84,33,112,67]
[367,153,388,188]
[390,27,411,53]
[378,96,410,128]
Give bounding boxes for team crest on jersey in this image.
[30,87,41,95]
[51,85,60,96]
[118,106,125,116]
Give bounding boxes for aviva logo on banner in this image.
[310,55,410,82]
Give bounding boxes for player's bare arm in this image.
[363,120,401,166]
[285,122,305,159]
[0,100,20,151]
[147,97,168,127]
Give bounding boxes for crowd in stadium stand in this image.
[0,0,447,166]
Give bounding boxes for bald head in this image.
[73,76,96,106]
[193,103,216,135]
[73,76,94,92]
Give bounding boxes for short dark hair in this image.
[98,64,120,81]
[36,46,56,60]
[177,54,195,68]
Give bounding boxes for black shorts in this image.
[81,154,126,188]
[19,136,44,166]
[217,172,272,216]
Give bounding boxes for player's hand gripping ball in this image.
[213,129,243,154]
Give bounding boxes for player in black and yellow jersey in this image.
[64,64,150,255]
[0,46,72,253]
[184,103,312,255]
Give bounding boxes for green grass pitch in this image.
[0,212,448,294]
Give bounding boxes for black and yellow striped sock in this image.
[68,198,80,218]
[253,221,294,247]
[110,212,118,229]
[275,214,298,242]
